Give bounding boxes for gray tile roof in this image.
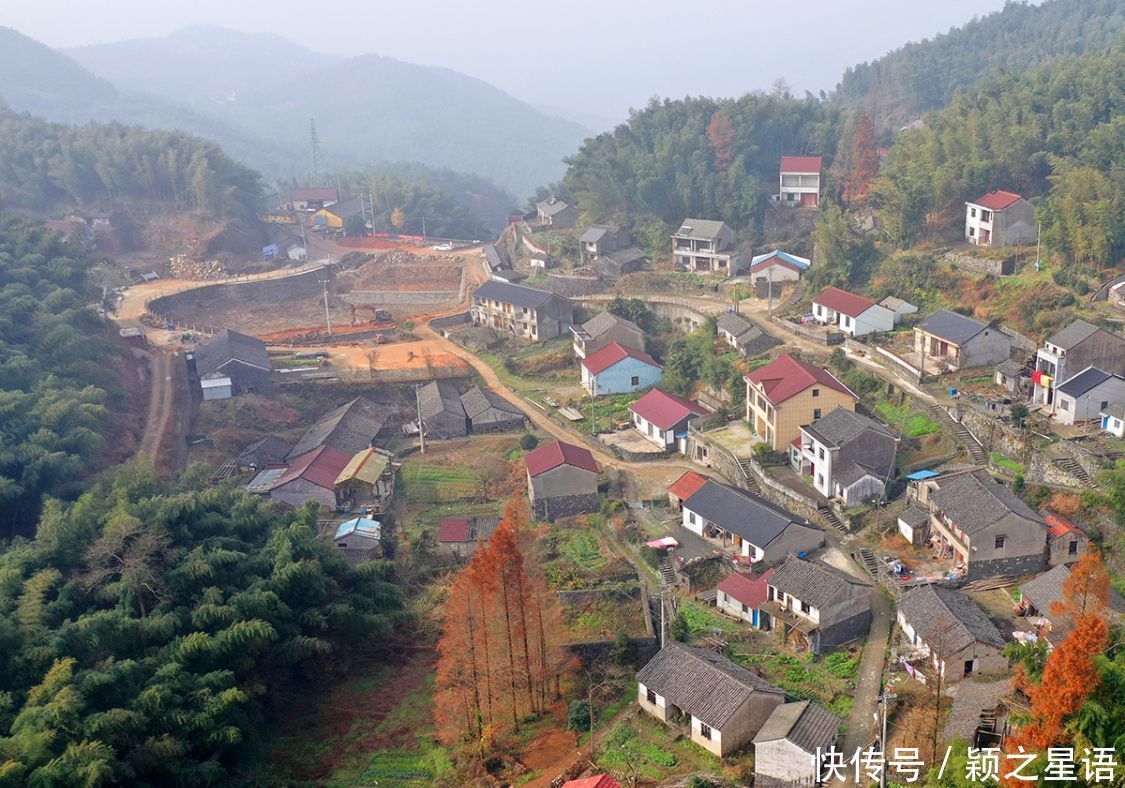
[880,296,915,311]
[768,555,871,609]
[996,359,1023,377]
[580,310,642,340]
[930,469,1044,535]
[1057,366,1116,397]
[683,481,810,548]
[834,460,887,487]
[418,380,466,421]
[803,407,892,448]
[194,329,271,377]
[536,198,573,217]
[237,436,292,467]
[1019,564,1069,618]
[753,700,840,753]
[474,279,558,310]
[672,218,729,240]
[1103,402,1125,419]
[460,385,525,427]
[636,643,783,729]
[941,678,1012,744]
[718,312,756,339]
[1046,319,1101,350]
[580,224,619,244]
[287,397,393,460]
[918,310,990,345]
[897,584,1006,654]
[483,243,509,270]
[899,505,930,527]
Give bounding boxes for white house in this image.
[811,287,895,338]
[779,156,822,207]
[746,249,810,284]
[1053,367,1125,426]
[753,701,840,788]
[628,388,709,452]
[1101,404,1125,438]
[879,296,919,325]
[793,407,897,505]
[965,190,1037,247]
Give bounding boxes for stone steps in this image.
[929,405,987,464]
[1053,456,1093,486]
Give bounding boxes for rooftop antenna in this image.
[310,118,322,182]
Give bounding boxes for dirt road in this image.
[137,351,174,463]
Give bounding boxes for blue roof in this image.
[750,249,810,270]
[335,516,381,539]
[905,470,940,480]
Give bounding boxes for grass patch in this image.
[595,714,714,780]
[678,600,742,637]
[990,451,1024,474]
[875,401,939,437]
[400,459,484,503]
[733,644,860,719]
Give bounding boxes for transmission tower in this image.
[309,118,322,181]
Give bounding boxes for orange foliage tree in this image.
[435,496,570,752]
[843,111,878,205]
[1006,552,1111,754]
[707,111,736,173]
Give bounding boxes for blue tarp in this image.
[905,469,940,480]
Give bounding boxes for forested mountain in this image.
[873,48,1125,265]
[0,470,406,783]
[562,95,838,230]
[0,219,136,536]
[0,110,262,223]
[834,0,1125,128]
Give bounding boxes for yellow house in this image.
[310,196,365,230]
[745,354,857,451]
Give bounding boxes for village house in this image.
[437,516,500,559]
[811,287,895,338]
[760,555,872,654]
[752,700,840,788]
[287,397,394,461]
[333,516,382,565]
[482,243,513,276]
[629,388,709,452]
[792,407,898,505]
[746,249,810,285]
[417,379,468,439]
[965,190,1036,247]
[680,480,824,565]
[897,504,931,546]
[593,247,647,278]
[745,354,858,451]
[236,436,291,472]
[1102,403,1125,438]
[562,775,620,788]
[334,447,394,513]
[879,296,919,324]
[1052,367,1125,426]
[636,642,786,757]
[267,446,353,510]
[913,309,1011,373]
[579,225,631,264]
[289,186,338,211]
[526,439,599,520]
[925,468,1047,580]
[667,470,710,510]
[778,156,822,207]
[896,584,1008,681]
[716,568,776,627]
[192,329,273,398]
[471,280,575,341]
[1031,319,1125,410]
[994,359,1026,393]
[717,312,780,357]
[571,311,645,359]
[580,342,662,396]
[1045,512,1090,566]
[535,197,579,228]
[460,385,526,433]
[310,196,366,232]
[671,219,739,274]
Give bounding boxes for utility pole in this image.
[878,690,896,788]
[319,279,332,336]
[421,217,427,242]
[659,586,666,648]
[414,383,426,455]
[1034,221,1042,271]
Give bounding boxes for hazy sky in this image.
[5,0,1019,126]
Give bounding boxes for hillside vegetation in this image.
[834,0,1125,128]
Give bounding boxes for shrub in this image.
[519,433,539,451]
[568,699,591,731]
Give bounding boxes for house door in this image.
[964,660,975,677]
[800,192,818,208]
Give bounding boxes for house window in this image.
[844,316,852,327]
[995,535,1007,550]
[812,388,820,397]
[689,512,697,525]
[818,447,825,460]
[631,376,640,386]
[814,409,822,420]
[1059,400,1070,411]
[699,722,712,740]
[767,586,776,601]
[970,208,977,218]
[741,603,749,614]
[801,601,811,614]
[1069,540,1079,555]
[646,688,657,705]
[968,227,976,237]
[817,474,825,486]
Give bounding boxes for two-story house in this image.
[793,407,897,505]
[470,280,574,341]
[745,354,858,451]
[570,311,645,359]
[535,197,579,228]
[965,190,1036,247]
[579,342,662,396]
[926,468,1047,580]
[637,642,786,757]
[778,156,822,207]
[760,555,872,654]
[680,480,824,565]
[811,287,895,338]
[525,439,599,520]
[896,584,1008,681]
[579,225,630,264]
[671,219,738,273]
[913,310,1011,373]
[1031,319,1125,410]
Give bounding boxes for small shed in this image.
[334,516,382,566]
[753,700,840,788]
[897,505,931,545]
[201,373,233,401]
[334,447,394,511]
[437,516,500,558]
[461,385,527,433]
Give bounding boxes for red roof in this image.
[629,388,708,430]
[438,517,472,542]
[812,286,878,318]
[971,190,1023,211]
[780,155,823,174]
[748,255,805,275]
[580,342,661,376]
[716,568,776,608]
[668,470,710,501]
[276,446,352,490]
[525,440,599,477]
[1045,512,1085,540]
[745,354,856,405]
[292,186,339,202]
[563,776,620,788]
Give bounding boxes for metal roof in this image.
[905,469,940,480]
[335,516,381,540]
[334,447,390,486]
[525,439,599,476]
